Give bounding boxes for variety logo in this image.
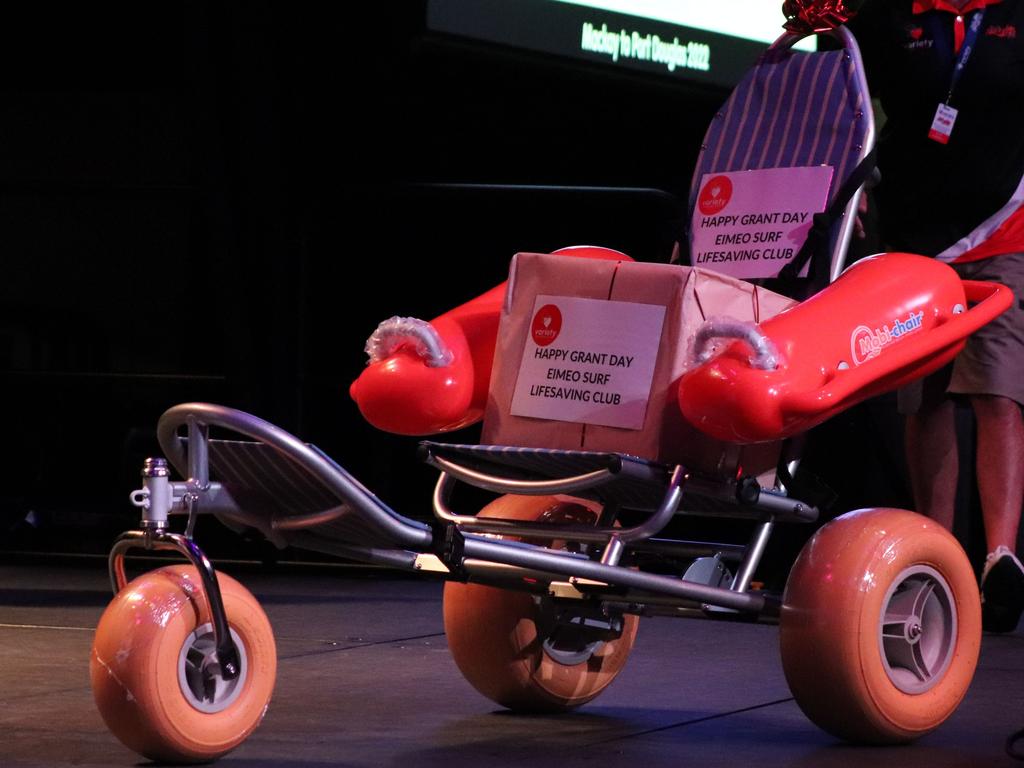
[851,311,925,366]
[698,175,733,215]
[902,25,932,49]
[531,304,563,347]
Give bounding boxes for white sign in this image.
[690,166,834,279]
[510,295,666,430]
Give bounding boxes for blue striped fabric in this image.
[690,47,869,233]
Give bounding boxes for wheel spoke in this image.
[882,582,917,640]
[185,646,205,675]
[908,578,937,616]
[882,614,912,639]
[910,641,931,681]
[882,636,915,677]
[203,670,218,703]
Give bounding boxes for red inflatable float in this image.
[349,246,631,435]
[678,252,1012,443]
[353,249,1011,446]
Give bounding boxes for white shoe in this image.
[980,546,1024,633]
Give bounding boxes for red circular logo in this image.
[531,304,562,347]
[698,175,733,215]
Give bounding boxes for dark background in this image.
[2,1,985,567]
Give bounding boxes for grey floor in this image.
[2,560,1023,768]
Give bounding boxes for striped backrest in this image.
[689,37,871,278]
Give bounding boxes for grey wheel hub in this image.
[878,565,957,694]
[178,623,248,713]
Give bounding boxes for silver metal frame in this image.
[768,26,876,283]
[431,466,687,545]
[111,403,815,631]
[156,403,434,552]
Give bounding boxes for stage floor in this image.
[2,559,1022,767]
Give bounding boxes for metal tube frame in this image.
[459,532,775,614]
[157,403,434,551]
[432,466,687,545]
[430,454,616,496]
[730,519,776,594]
[432,461,776,615]
[769,26,876,283]
[117,404,819,626]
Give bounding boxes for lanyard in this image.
[928,8,987,103]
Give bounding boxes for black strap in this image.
[777,145,879,290]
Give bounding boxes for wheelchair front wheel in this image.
[91,565,277,762]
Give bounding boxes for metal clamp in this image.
[431,521,468,580]
[129,457,174,529]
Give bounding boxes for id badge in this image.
[928,103,958,144]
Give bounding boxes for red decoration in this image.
[782,0,859,34]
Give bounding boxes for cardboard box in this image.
[482,253,795,478]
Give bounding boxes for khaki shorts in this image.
[899,251,1024,413]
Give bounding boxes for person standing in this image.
[850,0,1024,631]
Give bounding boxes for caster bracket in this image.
[108,528,241,681]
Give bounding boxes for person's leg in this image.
[949,253,1024,631]
[904,397,958,529]
[972,394,1024,632]
[972,394,1024,553]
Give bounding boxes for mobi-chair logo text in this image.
[850,311,925,366]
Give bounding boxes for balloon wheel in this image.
[780,508,981,743]
[443,494,639,712]
[91,565,277,762]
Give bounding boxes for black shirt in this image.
[849,0,1024,257]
